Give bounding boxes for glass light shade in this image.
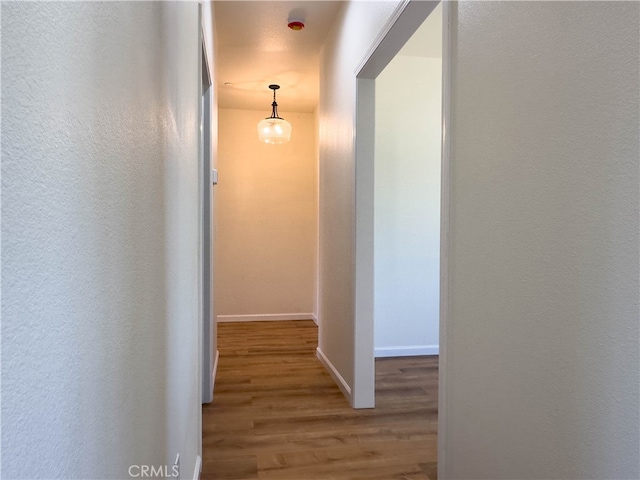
[257,117,292,144]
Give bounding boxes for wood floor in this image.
[202,320,438,480]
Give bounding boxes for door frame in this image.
[200,13,214,406]
[353,0,443,408]
[352,1,451,473]
[438,3,452,478]
[352,0,451,470]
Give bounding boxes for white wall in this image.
[318,0,403,400]
[374,54,441,357]
[441,2,639,478]
[215,109,317,321]
[2,3,213,478]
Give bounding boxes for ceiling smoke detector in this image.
[287,19,305,31]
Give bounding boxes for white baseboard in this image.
[311,313,318,325]
[316,347,352,403]
[218,313,315,323]
[193,455,201,480]
[211,349,219,395]
[374,345,439,358]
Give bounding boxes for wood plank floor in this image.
[202,320,438,480]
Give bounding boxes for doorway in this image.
[373,5,442,364]
[353,0,445,409]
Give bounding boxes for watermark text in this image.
[128,465,179,478]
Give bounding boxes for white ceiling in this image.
[214,1,343,113]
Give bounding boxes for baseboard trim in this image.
[193,455,201,480]
[374,345,439,358]
[211,349,219,395]
[316,347,352,403]
[311,313,318,326]
[218,313,315,323]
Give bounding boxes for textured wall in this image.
[2,3,205,478]
[442,2,640,478]
[215,109,317,319]
[374,55,441,357]
[319,0,402,393]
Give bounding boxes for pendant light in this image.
[257,84,292,144]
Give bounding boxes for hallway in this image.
[202,321,438,479]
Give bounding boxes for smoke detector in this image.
[287,18,305,31]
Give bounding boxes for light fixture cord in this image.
[271,89,280,119]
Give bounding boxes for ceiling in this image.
[214,1,442,113]
[214,1,343,113]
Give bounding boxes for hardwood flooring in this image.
[202,320,438,480]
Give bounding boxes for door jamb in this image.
[200,10,214,407]
[437,3,452,477]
